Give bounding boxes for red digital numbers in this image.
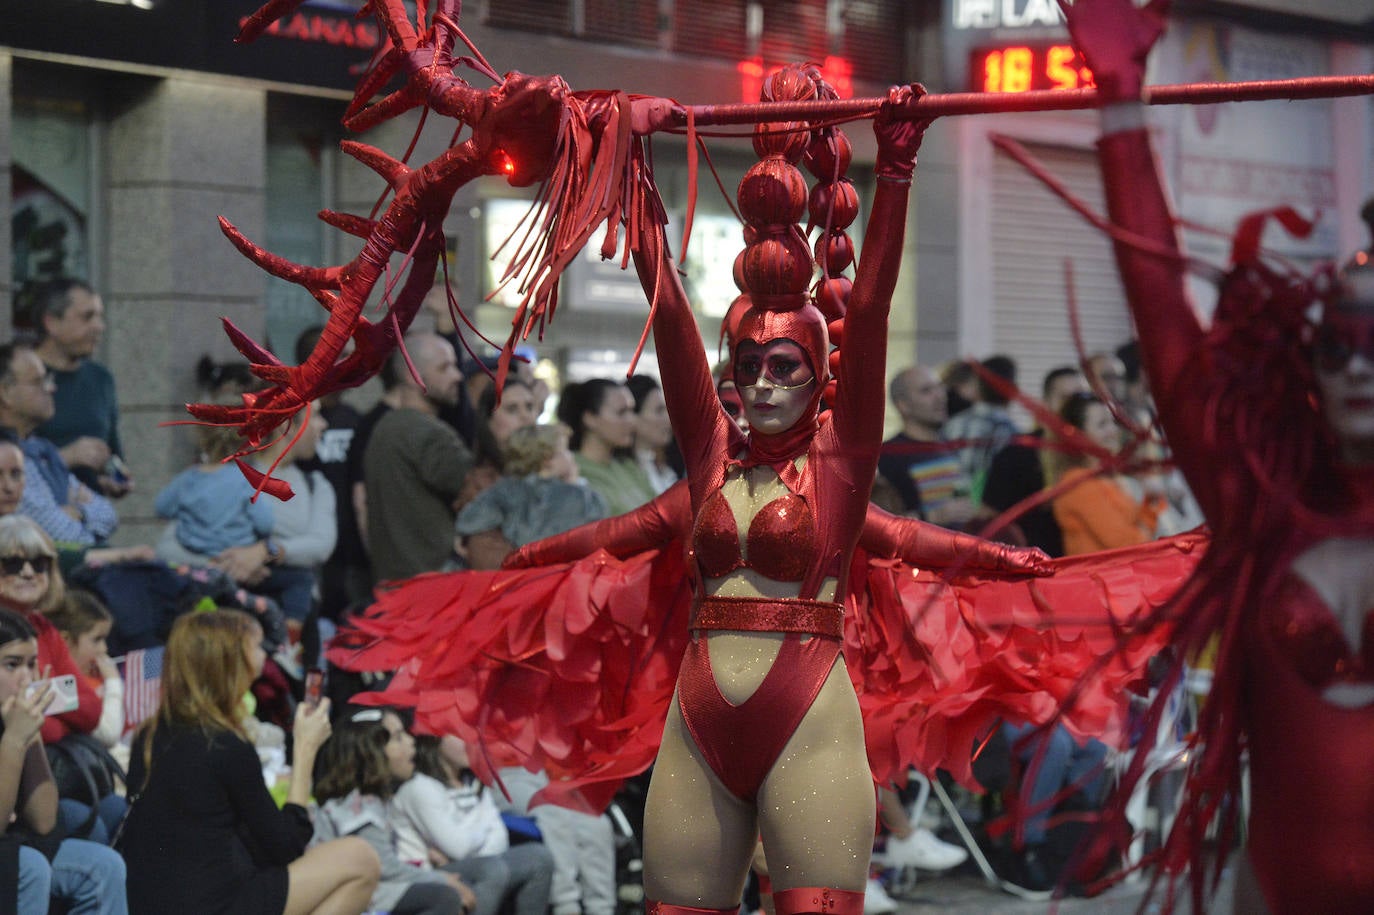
[973,44,1094,94]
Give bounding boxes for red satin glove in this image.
[1058,0,1170,103]
[874,84,932,182]
[862,506,1052,576]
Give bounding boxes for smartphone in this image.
[304,669,325,709]
[26,674,79,716]
[106,455,130,486]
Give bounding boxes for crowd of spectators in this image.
[874,343,1206,899]
[0,274,1201,912]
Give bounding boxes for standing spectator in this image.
[556,379,655,518]
[1087,351,1129,405]
[26,279,129,498]
[364,333,474,582]
[878,365,975,527]
[457,377,541,513]
[454,424,607,570]
[0,344,118,551]
[983,366,1088,556]
[293,326,367,621]
[941,359,979,420]
[626,375,681,496]
[941,354,1020,506]
[119,609,380,914]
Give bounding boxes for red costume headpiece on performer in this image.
[729,64,856,464]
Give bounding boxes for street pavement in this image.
[883,861,1237,915]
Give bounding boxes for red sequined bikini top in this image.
[692,489,815,582]
[1267,574,1374,689]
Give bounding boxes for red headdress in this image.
[730,64,857,464]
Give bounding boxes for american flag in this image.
[121,646,164,734]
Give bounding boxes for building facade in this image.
[0,0,1369,542]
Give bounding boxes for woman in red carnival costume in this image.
[1062,1,1374,911]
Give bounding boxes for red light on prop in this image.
[738,57,766,105]
[822,55,854,100]
[737,56,855,103]
[971,44,1093,94]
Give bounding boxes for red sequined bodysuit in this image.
[1099,126,1374,913]
[626,171,907,799]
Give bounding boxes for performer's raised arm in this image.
[828,88,929,448]
[1062,0,1222,512]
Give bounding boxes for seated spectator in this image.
[1049,392,1164,555]
[1000,721,1109,892]
[454,424,607,570]
[392,734,554,915]
[0,516,125,843]
[154,424,275,566]
[0,607,128,915]
[0,343,117,551]
[313,708,473,914]
[158,406,335,637]
[46,589,126,766]
[557,378,655,517]
[119,609,380,914]
[24,278,130,498]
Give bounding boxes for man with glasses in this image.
[0,343,118,552]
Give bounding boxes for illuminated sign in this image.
[952,0,1063,29]
[970,44,1093,93]
[736,56,854,105]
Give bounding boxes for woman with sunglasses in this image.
[1065,1,1374,910]
[0,517,100,749]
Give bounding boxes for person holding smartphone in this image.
[0,606,128,914]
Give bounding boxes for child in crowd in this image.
[154,424,274,564]
[0,607,128,915]
[454,423,606,570]
[312,708,474,915]
[392,734,554,915]
[46,589,124,759]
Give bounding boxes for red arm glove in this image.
[503,481,690,568]
[1058,0,1170,103]
[873,84,931,182]
[861,504,1050,576]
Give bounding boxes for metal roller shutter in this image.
[989,140,1132,401]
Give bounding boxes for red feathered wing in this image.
[330,531,1204,813]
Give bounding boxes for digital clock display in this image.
[970,44,1095,94]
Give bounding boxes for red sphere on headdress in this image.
[814,276,852,321]
[814,233,855,275]
[732,249,749,294]
[763,66,818,104]
[804,131,853,182]
[738,158,808,227]
[742,231,814,297]
[808,180,859,232]
[752,122,809,163]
